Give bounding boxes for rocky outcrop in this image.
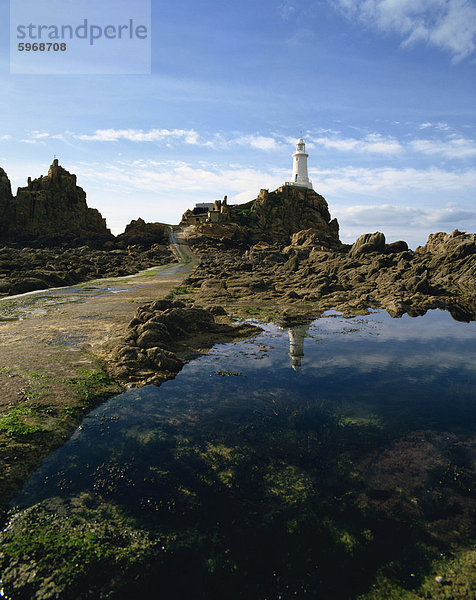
[0,161,112,246]
[0,163,178,295]
[108,299,260,386]
[0,168,13,227]
[184,230,476,322]
[0,162,175,249]
[350,232,386,256]
[189,186,342,249]
[350,233,409,256]
[416,230,476,259]
[115,218,169,248]
[245,186,341,246]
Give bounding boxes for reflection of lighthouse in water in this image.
[288,325,309,370]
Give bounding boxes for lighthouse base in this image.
[284,180,313,190]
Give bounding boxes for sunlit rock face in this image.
[189,185,342,250]
[247,186,341,246]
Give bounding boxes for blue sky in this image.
[1,0,475,247]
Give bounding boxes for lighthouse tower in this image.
[285,138,313,189]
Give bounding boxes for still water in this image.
[9,309,476,598]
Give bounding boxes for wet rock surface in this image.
[185,229,476,322]
[108,299,260,386]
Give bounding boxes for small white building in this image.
[284,138,313,189]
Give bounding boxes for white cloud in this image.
[31,131,50,140]
[418,121,451,130]
[334,203,476,228]
[0,135,11,142]
[76,128,215,146]
[234,134,282,151]
[14,127,476,163]
[307,130,476,160]
[313,164,476,245]
[311,133,403,154]
[312,165,476,195]
[74,160,475,204]
[333,0,476,61]
[73,129,282,151]
[72,159,283,199]
[410,137,476,158]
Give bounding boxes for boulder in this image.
[160,307,215,335]
[109,301,260,386]
[200,278,229,296]
[208,305,227,316]
[283,255,299,273]
[290,228,341,251]
[386,240,408,254]
[417,230,461,253]
[145,347,184,371]
[115,218,169,248]
[136,329,169,350]
[350,232,386,257]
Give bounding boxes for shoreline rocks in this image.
[108,299,260,387]
[184,229,476,323]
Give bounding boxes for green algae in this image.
[0,405,44,439]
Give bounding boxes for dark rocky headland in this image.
[0,161,175,296]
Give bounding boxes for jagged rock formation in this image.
[0,168,13,222]
[245,186,341,245]
[350,232,386,256]
[416,230,475,259]
[183,186,474,321]
[0,161,112,245]
[189,186,342,249]
[115,218,169,248]
[0,163,178,296]
[185,229,476,322]
[0,168,15,240]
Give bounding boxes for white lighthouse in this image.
[285,138,313,189]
